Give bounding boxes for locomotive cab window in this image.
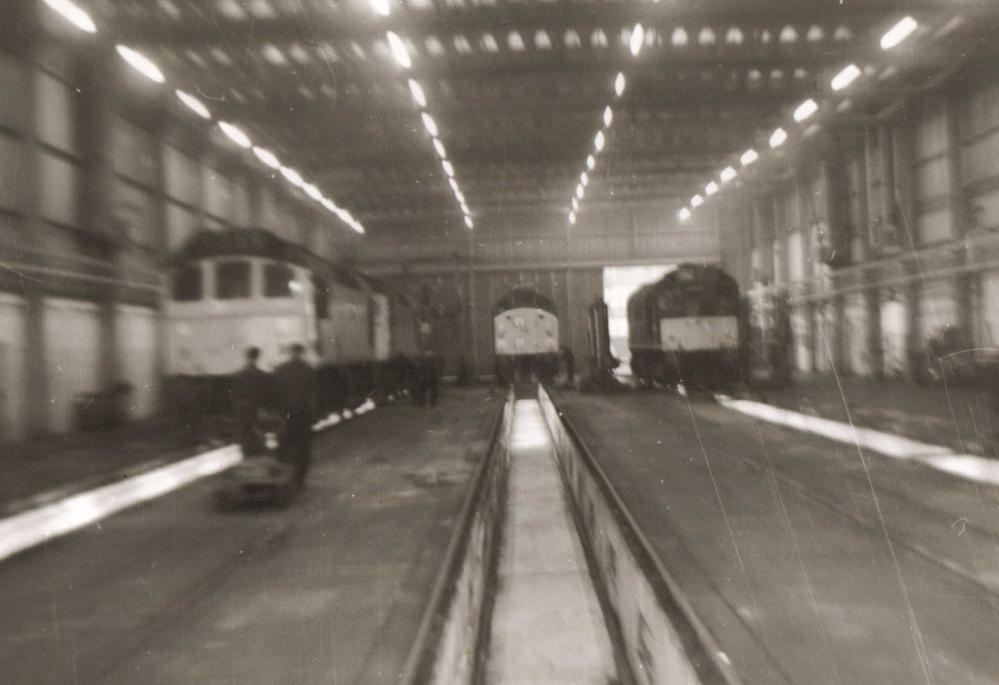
[215,260,251,300]
[264,262,295,298]
[171,264,202,302]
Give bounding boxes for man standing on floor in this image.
[233,346,272,455]
[275,343,317,489]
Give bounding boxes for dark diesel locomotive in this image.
[165,228,419,414]
[628,263,746,390]
[493,286,560,384]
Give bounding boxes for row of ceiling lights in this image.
[378,1,474,229]
[565,24,644,225]
[41,0,366,235]
[677,15,920,224]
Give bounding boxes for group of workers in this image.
[233,344,316,489]
[232,345,444,490]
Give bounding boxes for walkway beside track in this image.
[486,399,617,684]
[0,388,500,685]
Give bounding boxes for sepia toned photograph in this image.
[1,0,999,682]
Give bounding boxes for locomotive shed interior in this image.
[4,1,999,684]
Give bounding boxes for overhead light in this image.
[280,166,304,187]
[371,0,390,16]
[218,121,252,148]
[691,194,704,207]
[43,0,97,33]
[881,16,917,50]
[571,197,579,211]
[407,79,426,108]
[321,198,339,213]
[678,207,691,222]
[586,155,595,171]
[629,24,645,57]
[455,190,466,204]
[421,112,438,137]
[568,211,576,225]
[576,184,585,200]
[614,72,626,97]
[303,183,323,201]
[175,90,211,119]
[253,146,281,169]
[464,215,474,229]
[720,166,737,183]
[580,171,589,187]
[740,148,759,166]
[770,127,788,148]
[432,138,447,158]
[448,178,459,194]
[386,31,411,69]
[116,45,165,83]
[594,130,605,152]
[603,106,613,128]
[705,181,719,196]
[442,160,454,177]
[793,98,818,122]
[831,64,861,91]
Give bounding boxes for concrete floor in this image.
[0,388,500,685]
[552,389,999,685]
[487,399,616,685]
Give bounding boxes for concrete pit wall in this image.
[538,386,780,685]
[401,392,513,685]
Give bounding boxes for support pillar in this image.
[15,0,51,435]
[77,43,121,389]
[944,95,974,338]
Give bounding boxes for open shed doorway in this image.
[603,265,675,376]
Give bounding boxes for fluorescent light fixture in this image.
[43,0,97,33]
[408,79,426,108]
[218,121,252,148]
[442,160,455,177]
[720,166,737,183]
[303,183,323,201]
[691,194,704,207]
[770,127,788,148]
[175,90,210,119]
[253,146,281,169]
[881,16,917,50]
[831,63,861,91]
[614,72,626,97]
[116,45,165,83]
[386,31,411,68]
[793,98,818,122]
[580,171,589,186]
[575,184,585,199]
[594,130,605,151]
[464,215,474,229]
[740,148,759,166]
[603,105,613,128]
[371,0,390,16]
[421,112,438,137]
[705,181,719,196]
[433,138,447,158]
[280,166,304,187]
[586,154,595,171]
[448,177,459,193]
[678,207,691,222]
[630,24,645,57]
[321,198,339,213]
[571,197,579,211]
[568,211,576,225]
[455,190,466,204]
